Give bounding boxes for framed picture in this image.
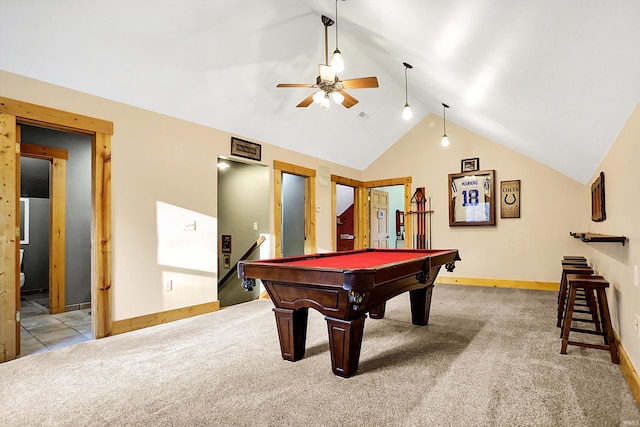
[500,180,521,218]
[591,171,605,222]
[221,234,232,253]
[461,157,479,172]
[448,169,496,226]
[231,137,261,161]
[223,254,231,269]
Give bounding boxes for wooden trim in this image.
[436,276,559,291]
[331,181,337,251]
[93,133,112,338]
[616,333,640,406]
[305,175,317,253]
[273,160,316,177]
[20,142,69,160]
[49,158,67,314]
[1,100,114,359]
[363,176,411,188]
[273,168,282,257]
[355,186,368,248]
[110,301,221,335]
[403,182,412,248]
[331,174,364,187]
[273,160,317,256]
[0,97,113,135]
[0,113,18,362]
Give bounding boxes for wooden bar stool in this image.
[560,274,619,364]
[557,264,593,328]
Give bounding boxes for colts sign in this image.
[500,180,521,218]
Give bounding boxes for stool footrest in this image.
[566,341,611,351]
[569,327,603,335]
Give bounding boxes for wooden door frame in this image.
[20,142,69,315]
[273,160,316,257]
[330,176,412,250]
[363,177,412,249]
[0,97,113,362]
[330,175,365,251]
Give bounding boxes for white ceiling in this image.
[2,0,639,184]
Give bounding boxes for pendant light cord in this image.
[335,0,339,50]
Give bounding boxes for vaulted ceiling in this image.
[2,1,639,183]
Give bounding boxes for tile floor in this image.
[18,292,93,358]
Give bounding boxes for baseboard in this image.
[110,300,220,336]
[436,276,559,292]
[259,290,269,299]
[616,333,640,406]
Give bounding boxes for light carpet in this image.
[1,284,638,426]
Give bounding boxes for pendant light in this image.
[441,103,450,147]
[331,0,345,73]
[402,62,413,120]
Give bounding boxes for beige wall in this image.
[1,70,362,321]
[587,102,640,372]
[364,113,590,282]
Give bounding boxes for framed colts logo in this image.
[500,180,521,218]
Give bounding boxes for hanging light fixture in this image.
[331,0,345,73]
[402,62,413,120]
[441,103,450,147]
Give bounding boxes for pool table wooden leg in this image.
[273,307,308,362]
[410,284,434,326]
[369,302,387,319]
[325,315,366,378]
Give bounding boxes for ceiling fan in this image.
[277,15,379,110]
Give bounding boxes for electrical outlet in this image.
[253,222,258,231]
[634,265,639,287]
[165,280,173,292]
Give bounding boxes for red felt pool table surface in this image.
[271,249,453,269]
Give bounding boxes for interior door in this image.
[369,189,389,248]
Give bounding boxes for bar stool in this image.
[560,274,619,364]
[557,263,593,328]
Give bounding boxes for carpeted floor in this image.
[1,284,638,426]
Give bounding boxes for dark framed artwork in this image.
[448,169,496,226]
[591,171,605,222]
[223,254,231,269]
[221,234,232,253]
[231,137,261,161]
[461,157,479,172]
[500,180,521,218]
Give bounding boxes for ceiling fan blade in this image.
[277,83,316,88]
[296,94,315,108]
[341,76,379,89]
[339,90,358,108]
[318,64,335,83]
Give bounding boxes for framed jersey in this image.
[448,169,496,226]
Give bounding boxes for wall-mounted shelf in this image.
[570,232,627,246]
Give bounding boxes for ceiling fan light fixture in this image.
[402,62,413,121]
[320,94,331,110]
[331,91,345,105]
[441,103,450,147]
[312,90,325,104]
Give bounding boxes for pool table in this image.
[238,248,460,377]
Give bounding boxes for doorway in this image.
[0,97,113,362]
[273,161,316,257]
